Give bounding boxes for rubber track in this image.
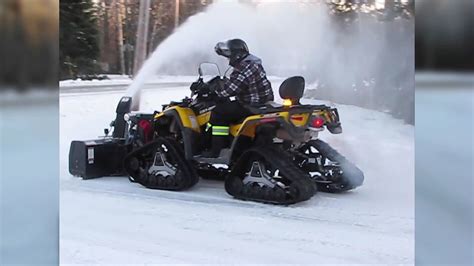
[124,137,199,190]
[305,139,364,192]
[225,146,316,205]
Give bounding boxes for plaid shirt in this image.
[215,56,273,105]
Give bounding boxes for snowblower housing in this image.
[279,76,305,105]
[69,96,133,179]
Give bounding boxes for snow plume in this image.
[127,1,414,122]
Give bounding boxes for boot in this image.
[202,135,228,158]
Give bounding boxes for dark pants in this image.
[204,101,251,154]
[209,101,250,126]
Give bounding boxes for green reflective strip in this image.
[212,126,229,130]
[212,125,229,136]
[212,129,229,134]
[212,132,229,136]
[212,131,229,135]
[205,123,212,132]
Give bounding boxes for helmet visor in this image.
[215,42,231,58]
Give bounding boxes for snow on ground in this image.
[1,93,58,264]
[415,73,473,264]
[60,78,414,264]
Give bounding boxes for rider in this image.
[203,38,274,158]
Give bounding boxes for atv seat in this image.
[244,101,284,115]
[230,102,284,132]
[244,76,305,115]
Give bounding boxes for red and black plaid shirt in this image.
[215,56,273,105]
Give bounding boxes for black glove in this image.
[208,77,224,93]
[200,84,211,95]
[190,78,210,95]
[190,81,200,93]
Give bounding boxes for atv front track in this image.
[124,137,199,190]
[225,147,316,205]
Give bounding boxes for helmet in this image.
[215,39,249,63]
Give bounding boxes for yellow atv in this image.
[69,64,364,205]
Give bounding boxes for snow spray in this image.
[126,0,413,122]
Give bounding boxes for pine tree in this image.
[60,0,100,79]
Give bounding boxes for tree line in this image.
[60,0,212,80]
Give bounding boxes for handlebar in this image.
[190,75,224,96]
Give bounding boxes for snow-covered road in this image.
[60,80,414,264]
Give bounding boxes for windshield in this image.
[199,62,221,82]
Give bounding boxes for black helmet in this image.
[215,39,249,64]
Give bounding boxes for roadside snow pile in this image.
[60,81,414,264]
[60,75,278,89]
[60,75,132,87]
[60,75,202,88]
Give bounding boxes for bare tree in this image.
[175,0,180,29]
[133,0,150,75]
[112,0,126,74]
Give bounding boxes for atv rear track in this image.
[296,139,364,193]
[225,147,316,205]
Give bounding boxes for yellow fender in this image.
[154,106,201,133]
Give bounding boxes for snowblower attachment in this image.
[69,139,129,179]
[68,96,132,179]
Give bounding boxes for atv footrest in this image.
[194,149,231,165]
[69,138,129,179]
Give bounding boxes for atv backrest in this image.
[279,76,305,104]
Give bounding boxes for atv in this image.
[69,63,364,205]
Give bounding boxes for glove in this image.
[208,77,224,93]
[190,79,202,92]
[190,79,210,95]
[200,84,211,95]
